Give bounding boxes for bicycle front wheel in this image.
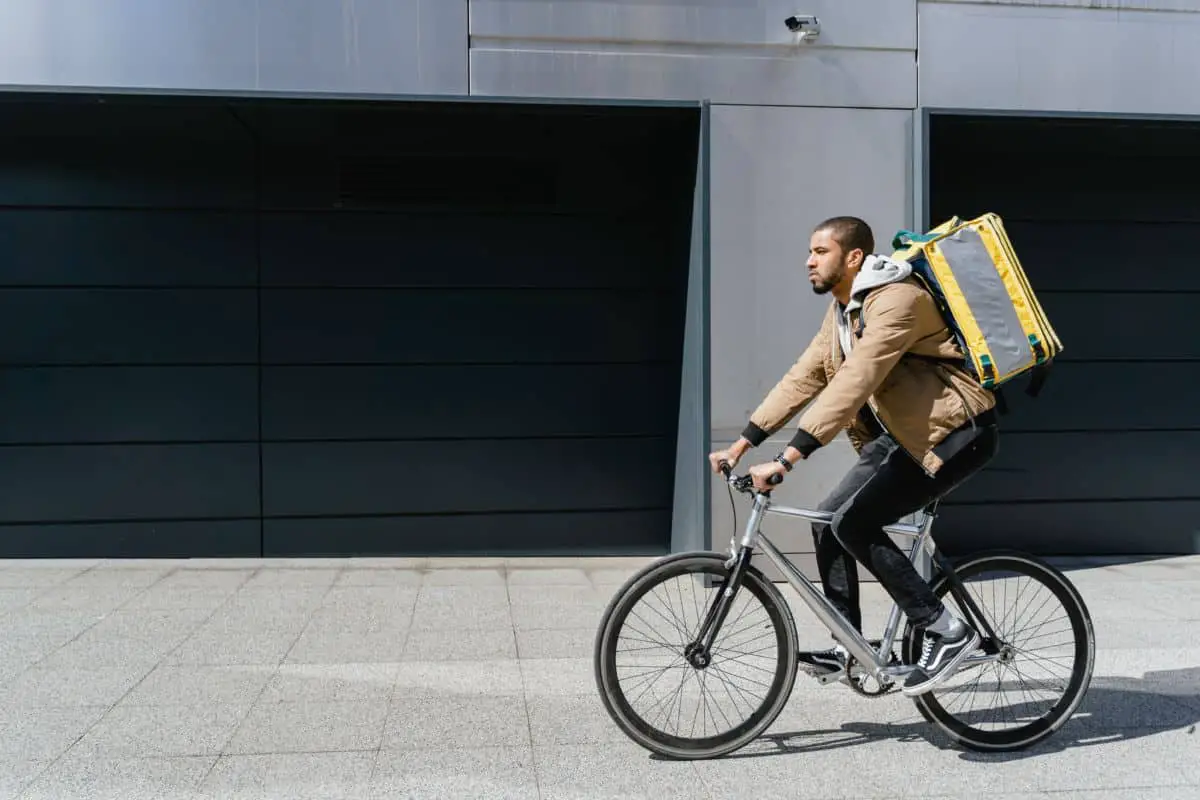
[904,550,1096,752]
[593,551,799,760]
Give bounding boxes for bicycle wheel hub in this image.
[683,642,712,669]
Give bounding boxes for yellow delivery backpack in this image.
[889,212,1062,403]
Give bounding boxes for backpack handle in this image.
[891,229,939,249]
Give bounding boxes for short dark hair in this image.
[814,216,874,258]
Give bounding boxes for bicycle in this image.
[593,461,1096,760]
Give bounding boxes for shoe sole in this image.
[899,630,982,698]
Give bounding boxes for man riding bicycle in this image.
[708,215,1000,697]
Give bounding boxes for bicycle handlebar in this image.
[717,459,784,495]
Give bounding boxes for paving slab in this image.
[0,553,1193,799]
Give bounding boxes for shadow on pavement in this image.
[679,666,1199,762]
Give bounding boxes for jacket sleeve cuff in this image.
[741,422,769,447]
[787,429,822,458]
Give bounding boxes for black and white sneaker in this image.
[797,647,847,677]
[798,640,892,680]
[901,628,981,697]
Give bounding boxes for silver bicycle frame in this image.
[731,489,995,683]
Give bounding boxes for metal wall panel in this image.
[0,445,260,523]
[919,1,1200,114]
[469,0,916,49]
[708,105,913,431]
[0,95,698,559]
[0,98,263,557]
[259,289,675,365]
[0,211,257,287]
[262,365,676,441]
[932,502,1200,556]
[671,103,710,555]
[469,0,916,107]
[252,100,698,558]
[0,367,258,444]
[928,0,1200,10]
[0,521,260,559]
[707,104,912,560]
[0,0,467,96]
[928,113,1200,555]
[264,510,671,558]
[262,439,675,517]
[256,0,466,95]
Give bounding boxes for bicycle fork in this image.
[683,489,771,669]
[685,546,754,668]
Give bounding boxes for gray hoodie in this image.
[835,253,914,358]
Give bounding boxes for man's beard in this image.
[810,262,845,295]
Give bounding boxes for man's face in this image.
[806,228,857,295]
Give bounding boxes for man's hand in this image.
[708,438,751,474]
[748,460,788,492]
[708,449,738,474]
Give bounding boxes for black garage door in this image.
[928,113,1200,556]
[0,94,699,558]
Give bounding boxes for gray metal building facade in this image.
[0,1,1196,561]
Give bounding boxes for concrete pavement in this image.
[0,553,1195,798]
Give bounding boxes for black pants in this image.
[812,420,999,631]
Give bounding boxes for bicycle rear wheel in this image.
[903,550,1095,751]
[593,551,799,760]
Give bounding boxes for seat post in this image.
[909,503,939,582]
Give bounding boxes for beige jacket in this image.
[744,263,996,475]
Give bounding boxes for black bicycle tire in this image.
[593,551,800,760]
[902,550,1095,751]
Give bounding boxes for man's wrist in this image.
[780,446,804,467]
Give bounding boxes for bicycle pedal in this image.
[796,662,842,682]
[815,669,847,686]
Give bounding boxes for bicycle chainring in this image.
[843,654,897,697]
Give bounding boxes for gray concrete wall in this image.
[2,0,1196,559]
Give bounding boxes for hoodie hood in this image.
[845,254,913,315]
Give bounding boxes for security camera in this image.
[784,14,820,42]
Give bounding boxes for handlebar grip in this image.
[718,459,732,478]
[766,472,784,486]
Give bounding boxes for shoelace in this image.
[918,633,935,668]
